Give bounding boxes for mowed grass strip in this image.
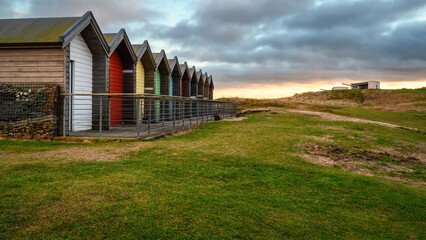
[0,112,425,239]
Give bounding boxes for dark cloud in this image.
[0,0,156,30]
[141,0,426,88]
[1,0,425,89]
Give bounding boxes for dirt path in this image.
[276,108,421,131]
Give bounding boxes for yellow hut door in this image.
[136,61,145,120]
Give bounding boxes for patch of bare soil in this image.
[300,143,425,185]
[0,142,155,162]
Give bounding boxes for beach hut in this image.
[103,29,137,127]
[153,50,171,120]
[132,41,156,120]
[168,57,182,118]
[209,75,214,100]
[0,11,109,134]
[203,72,209,100]
[168,57,182,97]
[197,70,204,99]
[132,41,156,95]
[189,66,198,98]
[180,62,191,97]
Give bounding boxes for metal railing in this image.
[62,93,238,139]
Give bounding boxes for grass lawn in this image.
[0,111,425,239]
[335,107,426,131]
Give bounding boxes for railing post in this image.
[162,99,165,134]
[189,98,192,126]
[99,95,103,138]
[148,96,151,138]
[181,99,184,129]
[173,99,176,131]
[63,95,66,137]
[201,101,204,124]
[136,97,140,139]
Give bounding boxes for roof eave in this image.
[0,42,62,48]
[61,11,109,54]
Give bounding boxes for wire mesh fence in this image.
[0,83,60,139]
[63,93,238,139]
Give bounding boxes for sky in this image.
[1,0,425,98]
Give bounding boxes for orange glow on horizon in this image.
[214,80,426,99]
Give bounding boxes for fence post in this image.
[63,95,66,137]
[148,96,151,138]
[173,99,176,131]
[136,97,140,139]
[201,101,204,124]
[162,99,165,134]
[189,98,192,126]
[99,95,103,138]
[181,99,184,129]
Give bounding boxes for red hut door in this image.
[109,51,123,127]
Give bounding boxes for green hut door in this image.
[155,70,161,121]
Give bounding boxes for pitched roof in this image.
[209,75,214,88]
[167,56,182,79]
[153,50,171,74]
[196,69,203,82]
[132,40,156,70]
[0,11,108,53]
[0,17,79,44]
[103,28,136,62]
[179,62,189,77]
[103,33,118,45]
[203,73,209,86]
[189,66,197,79]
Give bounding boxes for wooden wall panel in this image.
[109,51,123,126]
[197,80,204,99]
[0,48,65,89]
[70,34,93,132]
[190,75,197,98]
[136,61,144,94]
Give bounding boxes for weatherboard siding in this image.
[198,80,204,98]
[170,75,173,96]
[155,69,161,121]
[136,61,144,94]
[70,34,93,132]
[155,70,161,95]
[0,48,65,88]
[204,81,209,99]
[109,51,123,127]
